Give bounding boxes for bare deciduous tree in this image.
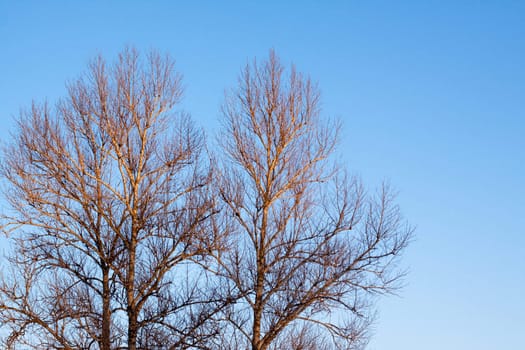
[0,47,412,350]
[0,48,221,350]
[212,51,412,350]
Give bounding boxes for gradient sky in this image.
[1,1,524,349]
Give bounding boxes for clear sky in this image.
[1,1,524,349]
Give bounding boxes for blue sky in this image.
[1,1,524,349]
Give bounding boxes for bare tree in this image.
[212,51,412,350]
[0,48,221,349]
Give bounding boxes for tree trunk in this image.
[127,240,137,350]
[252,276,263,350]
[252,205,269,350]
[101,265,111,350]
[128,309,137,350]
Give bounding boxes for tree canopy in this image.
[0,48,412,350]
